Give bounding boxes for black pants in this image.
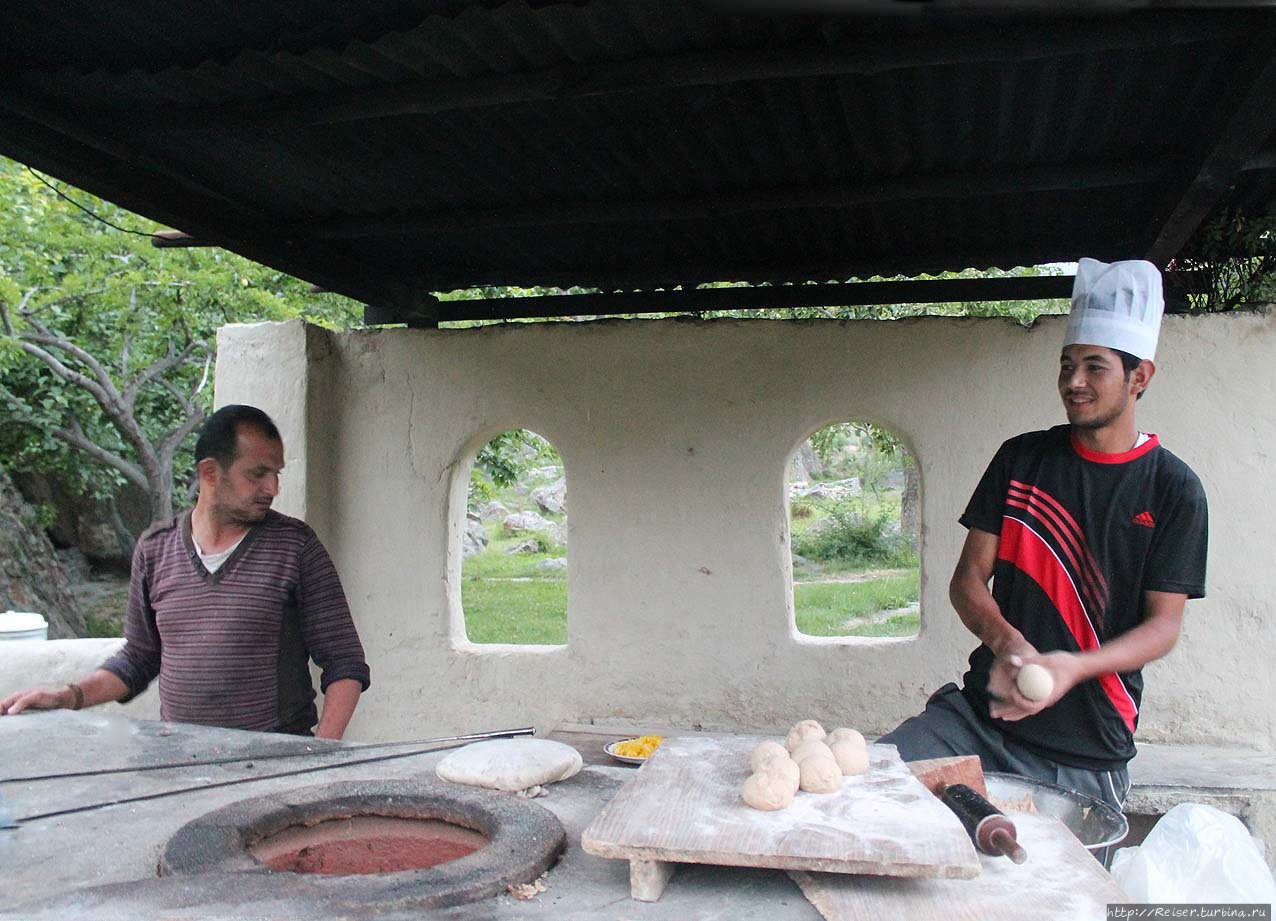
[878,683,1131,813]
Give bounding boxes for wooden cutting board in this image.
[581,736,980,901]
[789,812,1129,921]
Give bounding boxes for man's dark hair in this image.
[194,405,281,468]
[1114,349,1147,400]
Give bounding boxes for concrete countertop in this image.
[0,712,822,921]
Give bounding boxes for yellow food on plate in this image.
[613,735,663,758]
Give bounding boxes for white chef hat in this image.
[1064,258,1164,361]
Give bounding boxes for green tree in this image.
[1172,207,1276,312]
[0,158,362,529]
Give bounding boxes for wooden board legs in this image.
[629,859,676,901]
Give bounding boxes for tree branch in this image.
[193,350,212,397]
[9,329,157,477]
[49,417,148,491]
[21,287,108,316]
[123,338,207,408]
[0,289,39,334]
[13,338,114,407]
[157,403,207,463]
[16,315,122,405]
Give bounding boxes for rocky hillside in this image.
[0,467,86,638]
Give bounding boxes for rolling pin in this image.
[940,783,1028,864]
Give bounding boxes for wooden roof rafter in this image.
[1145,21,1276,267]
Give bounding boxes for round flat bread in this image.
[435,739,583,793]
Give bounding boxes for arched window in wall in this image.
[461,429,567,645]
[790,422,920,638]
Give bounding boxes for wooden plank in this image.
[790,813,1129,921]
[581,737,980,885]
[907,755,987,798]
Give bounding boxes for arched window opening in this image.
[790,423,920,638]
[461,429,566,645]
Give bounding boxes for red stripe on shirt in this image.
[999,517,1138,734]
[1009,480,1109,605]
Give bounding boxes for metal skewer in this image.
[0,725,534,783]
[5,726,536,826]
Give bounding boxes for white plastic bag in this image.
[1110,803,1276,902]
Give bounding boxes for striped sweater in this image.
[102,510,370,733]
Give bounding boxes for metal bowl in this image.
[985,771,1129,852]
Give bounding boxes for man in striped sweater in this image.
[1,405,370,739]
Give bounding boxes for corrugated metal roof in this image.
[0,1,1272,319]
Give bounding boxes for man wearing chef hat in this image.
[880,258,1208,812]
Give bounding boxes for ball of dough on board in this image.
[756,754,800,792]
[785,719,826,751]
[798,755,843,793]
[1016,663,1055,702]
[826,727,866,749]
[829,739,869,776]
[742,771,797,810]
[751,740,791,773]
[790,739,834,765]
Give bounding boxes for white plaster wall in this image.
[214,311,1276,749]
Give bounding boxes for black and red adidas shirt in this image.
[959,425,1208,770]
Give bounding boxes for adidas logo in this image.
[1133,511,1156,528]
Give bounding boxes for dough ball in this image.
[1016,663,1055,702]
[751,741,791,773]
[742,771,796,810]
[798,755,842,793]
[785,719,826,751]
[756,754,800,792]
[830,739,869,776]
[790,739,834,765]
[826,727,866,749]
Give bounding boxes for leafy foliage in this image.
[469,429,560,503]
[0,157,362,519]
[793,502,917,568]
[1172,207,1276,312]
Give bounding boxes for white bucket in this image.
[0,610,48,642]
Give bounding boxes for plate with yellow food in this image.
[605,735,663,765]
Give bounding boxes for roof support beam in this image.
[430,272,1207,323]
[365,287,441,329]
[1144,26,1276,266]
[119,19,1243,131]
[304,159,1172,239]
[433,276,1079,323]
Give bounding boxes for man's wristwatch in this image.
[66,682,83,710]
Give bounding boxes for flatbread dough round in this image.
[756,753,800,791]
[436,738,582,793]
[742,771,796,810]
[790,739,834,765]
[751,741,791,772]
[830,739,869,775]
[798,754,842,793]
[827,727,865,749]
[785,719,826,751]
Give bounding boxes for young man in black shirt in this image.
[880,259,1208,811]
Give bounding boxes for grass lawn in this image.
[461,578,568,644]
[460,567,919,643]
[464,541,567,580]
[793,571,919,637]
